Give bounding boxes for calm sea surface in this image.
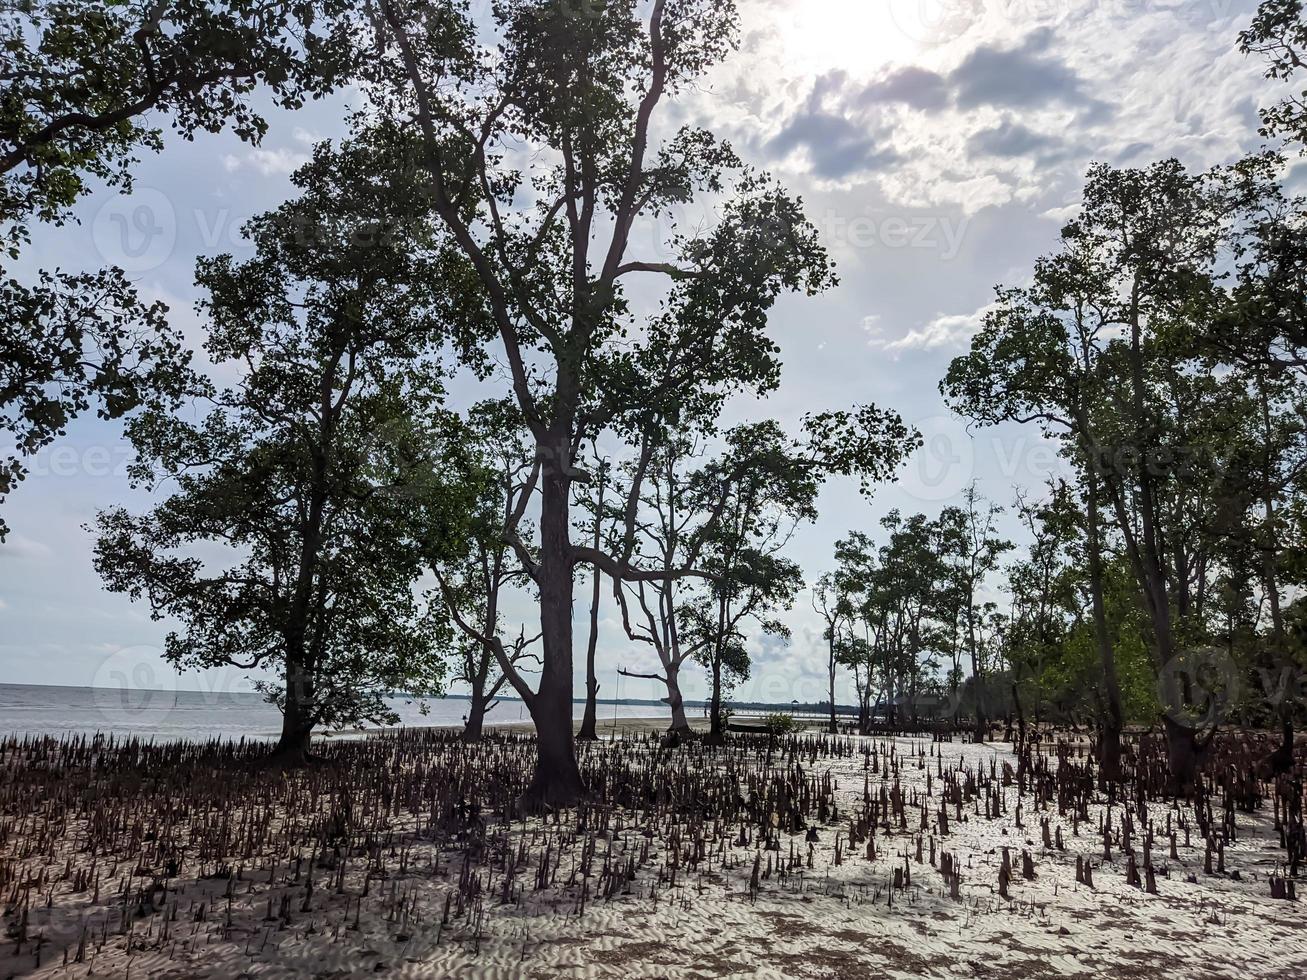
[0,683,665,743]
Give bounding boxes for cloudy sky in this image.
[0,0,1290,711]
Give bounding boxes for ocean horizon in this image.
[0,682,680,742]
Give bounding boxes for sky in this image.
[0,0,1290,711]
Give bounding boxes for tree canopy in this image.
[92,139,484,754]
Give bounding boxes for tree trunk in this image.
[1147,586,1203,793]
[968,607,986,742]
[522,461,584,810]
[1259,377,1286,647]
[526,688,584,809]
[577,568,603,742]
[1268,715,1294,776]
[1161,715,1204,795]
[1123,299,1196,790]
[463,685,487,743]
[665,662,691,736]
[706,658,725,746]
[272,376,331,769]
[1100,722,1123,788]
[1085,477,1124,783]
[270,660,315,767]
[972,673,987,742]
[855,667,869,734]
[577,476,606,742]
[827,636,838,734]
[577,670,599,741]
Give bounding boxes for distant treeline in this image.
[401,693,862,716]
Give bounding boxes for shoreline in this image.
[350,714,708,739]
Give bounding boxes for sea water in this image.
[0,683,661,742]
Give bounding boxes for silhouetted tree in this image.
[93,139,481,762]
[367,0,913,804]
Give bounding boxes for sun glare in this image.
[775,1,934,77]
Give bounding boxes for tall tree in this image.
[367,0,913,804]
[944,160,1232,789]
[831,531,882,730]
[835,513,950,731]
[834,632,877,733]
[575,451,612,742]
[1199,157,1307,767]
[1241,0,1307,146]
[1005,487,1081,744]
[613,434,715,740]
[2,1,357,542]
[684,436,805,742]
[811,572,848,734]
[93,140,481,761]
[1209,158,1307,642]
[433,400,540,743]
[939,486,1012,741]
[615,421,849,740]
[878,510,950,725]
[942,284,1132,773]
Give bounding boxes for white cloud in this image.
[222,147,310,177]
[868,301,998,355]
[1040,203,1080,223]
[0,535,54,562]
[713,0,1274,216]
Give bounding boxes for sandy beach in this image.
[0,725,1300,980]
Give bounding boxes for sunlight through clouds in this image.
[772,0,933,76]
